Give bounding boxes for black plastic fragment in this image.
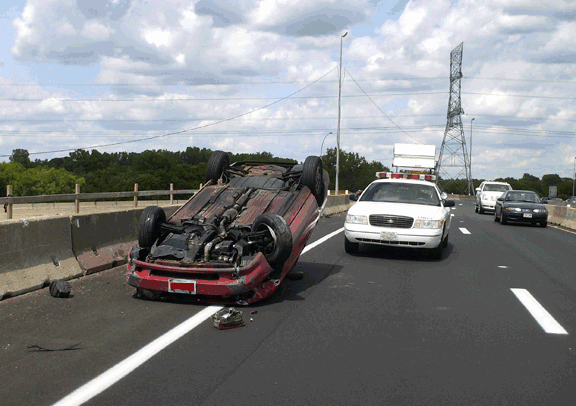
[49,279,71,298]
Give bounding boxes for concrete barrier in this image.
[0,217,82,300]
[322,194,353,217]
[560,207,576,230]
[71,205,181,274]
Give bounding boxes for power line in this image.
[0,67,337,158]
[0,92,448,102]
[2,76,574,87]
[346,69,423,145]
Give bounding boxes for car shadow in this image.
[349,243,455,262]
[252,261,344,306]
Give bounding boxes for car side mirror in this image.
[444,200,455,207]
[497,197,504,201]
[349,194,358,202]
[475,188,481,193]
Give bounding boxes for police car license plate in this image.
[523,213,532,218]
[380,231,397,240]
[168,279,196,294]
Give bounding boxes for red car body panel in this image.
[126,164,328,305]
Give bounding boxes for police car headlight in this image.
[346,214,368,225]
[533,209,547,213]
[414,219,445,229]
[505,207,522,212]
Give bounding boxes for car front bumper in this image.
[344,224,443,249]
[503,212,548,224]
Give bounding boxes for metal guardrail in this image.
[1,184,200,219]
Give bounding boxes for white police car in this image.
[344,172,455,260]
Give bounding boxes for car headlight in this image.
[533,209,548,213]
[346,214,368,225]
[505,207,522,212]
[414,219,445,229]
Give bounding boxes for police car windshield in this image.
[360,182,440,206]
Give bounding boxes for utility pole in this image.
[469,118,475,195]
[435,42,472,195]
[336,31,347,195]
[573,156,575,197]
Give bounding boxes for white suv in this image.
[475,181,512,214]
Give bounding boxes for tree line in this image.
[2,148,572,199]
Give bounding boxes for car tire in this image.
[301,156,325,206]
[252,213,293,267]
[500,212,507,225]
[540,221,548,228]
[442,233,449,248]
[494,210,499,222]
[475,205,478,213]
[429,243,443,260]
[138,206,166,248]
[344,236,359,254]
[479,204,484,214]
[205,150,230,184]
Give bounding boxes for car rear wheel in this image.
[301,156,325,206]
[138,206,166,248]
[252,213,293,267]
[344,236,359,254]
[205,150,230,184]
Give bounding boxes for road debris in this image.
[49,280,71,298]
[212,308,245,330]
[27,342,82,352]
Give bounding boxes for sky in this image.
[1,0,575,182]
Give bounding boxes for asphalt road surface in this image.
[2,201,576,406]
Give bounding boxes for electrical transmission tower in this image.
[435,42,472,194]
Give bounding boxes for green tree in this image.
[9,149,31,168]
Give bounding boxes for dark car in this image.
[126,150,328,305]
[541,197,563,204]
[494,190,548,227]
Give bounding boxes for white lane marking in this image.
[459,228,471,234]
[52,306,223,406]
[53,226,344,406]
[511,288,568,335]
[450,214,454,217]
[498,266,508,268]
[302,227,344,254]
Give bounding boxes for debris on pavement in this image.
[49,280,72,298]
[27,342,82,352]
[212,308,245,330]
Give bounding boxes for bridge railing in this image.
[0,184,199,219]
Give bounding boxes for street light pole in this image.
[336,31,347,195]
[572,156,575,197]
[470,118,475,195]
[320,131,333,158]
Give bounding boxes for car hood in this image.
[503,202,546,209]
[348,201,447,220]
[481,191,506,197]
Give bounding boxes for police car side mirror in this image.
[443,200,455,207]
[349,194,358,202]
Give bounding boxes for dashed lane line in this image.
[459,227,471,234]
[52,227,345,406]
[511,288,568,335]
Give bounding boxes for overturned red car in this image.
[126,150,328,305]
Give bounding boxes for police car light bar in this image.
[376,172,436,181]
